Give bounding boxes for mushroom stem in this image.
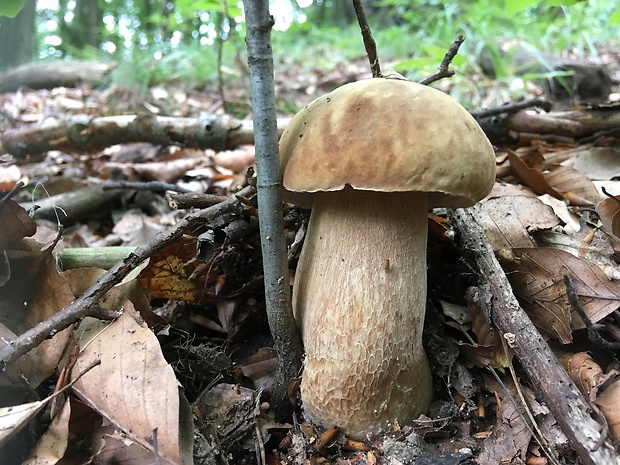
[293,187,432,438]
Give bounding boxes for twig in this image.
[101,180,194,193]
[242,0,304,422]
[448,207,620,465]
[470,97,554,119]
[563,275,620,351]
[0,185,255,371]
[419,35,465,86]
[167,192,230,210]
[352,0,381,78]
[601,186,620,204]
[0,181,25,208]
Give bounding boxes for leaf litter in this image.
[0,53,619,464]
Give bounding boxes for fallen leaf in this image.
[472,196,559,253]
[596,379,620,442]
[70,305,192,464]
[507,247,620,342]
[23,395,72,464]
[558,352,617,402]
[0,200,36,249]
[543,165,601,205]
[507,150,561,198]
[574,147,620,181]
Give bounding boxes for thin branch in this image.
[419,35,465,86]
[0,186,255,370]
[564,275,620,351]
[101,180,194,193]
[470,97,554,119]
[242,0,304,421]
[352,0,381,77]
[449,207,620,465]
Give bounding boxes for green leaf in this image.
[0,0,28,18]
[505,0,538,15]
[608,8,620,25]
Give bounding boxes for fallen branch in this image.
[449,207,620,465]
[0,113,289,158]
[0,61,116,94]
[0,185,256,371]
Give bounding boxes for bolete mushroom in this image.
[279,77,496,438]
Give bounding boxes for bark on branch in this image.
[449,207,620,465]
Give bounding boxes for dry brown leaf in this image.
[130,158,202,184]
[240,347,278,394]
[543,165,601,205]
[111,209,164,246]
[472,196,559,253]
[535,229,617,277]
[0,399,52,449]
[211,147,255,173]
[507,247,620,343]
[0,242,74,388]
[23,396,71,464]
[596,379,620,442]
[70,305,191,465]
[91,423,165,465]
[506,150,562,198]
[0,200,36,249]
[596,196,620,238]
[468,303,512,369]
[574,147,620,181]
[558,352,617,402]
[478,374,536,464]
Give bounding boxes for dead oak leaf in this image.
[507,247,620,343]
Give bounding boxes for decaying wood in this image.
[449,207,620,465]
[0,113,290,158]
[0,61,116,94]
[507,107,620,141]
[20,185,124,222]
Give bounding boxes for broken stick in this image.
[448,207,620,465]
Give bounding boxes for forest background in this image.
[1,0,619,106]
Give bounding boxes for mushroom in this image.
[279,77,496,438]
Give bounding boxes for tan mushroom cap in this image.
[279,77,496,208]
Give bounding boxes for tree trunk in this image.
[0,0,36,71]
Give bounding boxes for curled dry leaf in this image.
[596,195,620,239]
[596,379,620,443]
[468,302,512,369]
[472,196,559,253]
[0,200,36,249]
[558,352,618,402]
[506,150,561,198]
[544,165,601,206]
[70,305,191,465]
[507,247,620,343]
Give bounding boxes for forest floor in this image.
[0,48,620,465]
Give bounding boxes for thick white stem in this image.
[293,187,432,438]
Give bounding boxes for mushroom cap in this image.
[279,77,496,208]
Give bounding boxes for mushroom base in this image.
[293,187,432,439]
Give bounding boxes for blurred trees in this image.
[0,0,36,71]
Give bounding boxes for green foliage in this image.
[0,0,28,18]
[109,41,240,92]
